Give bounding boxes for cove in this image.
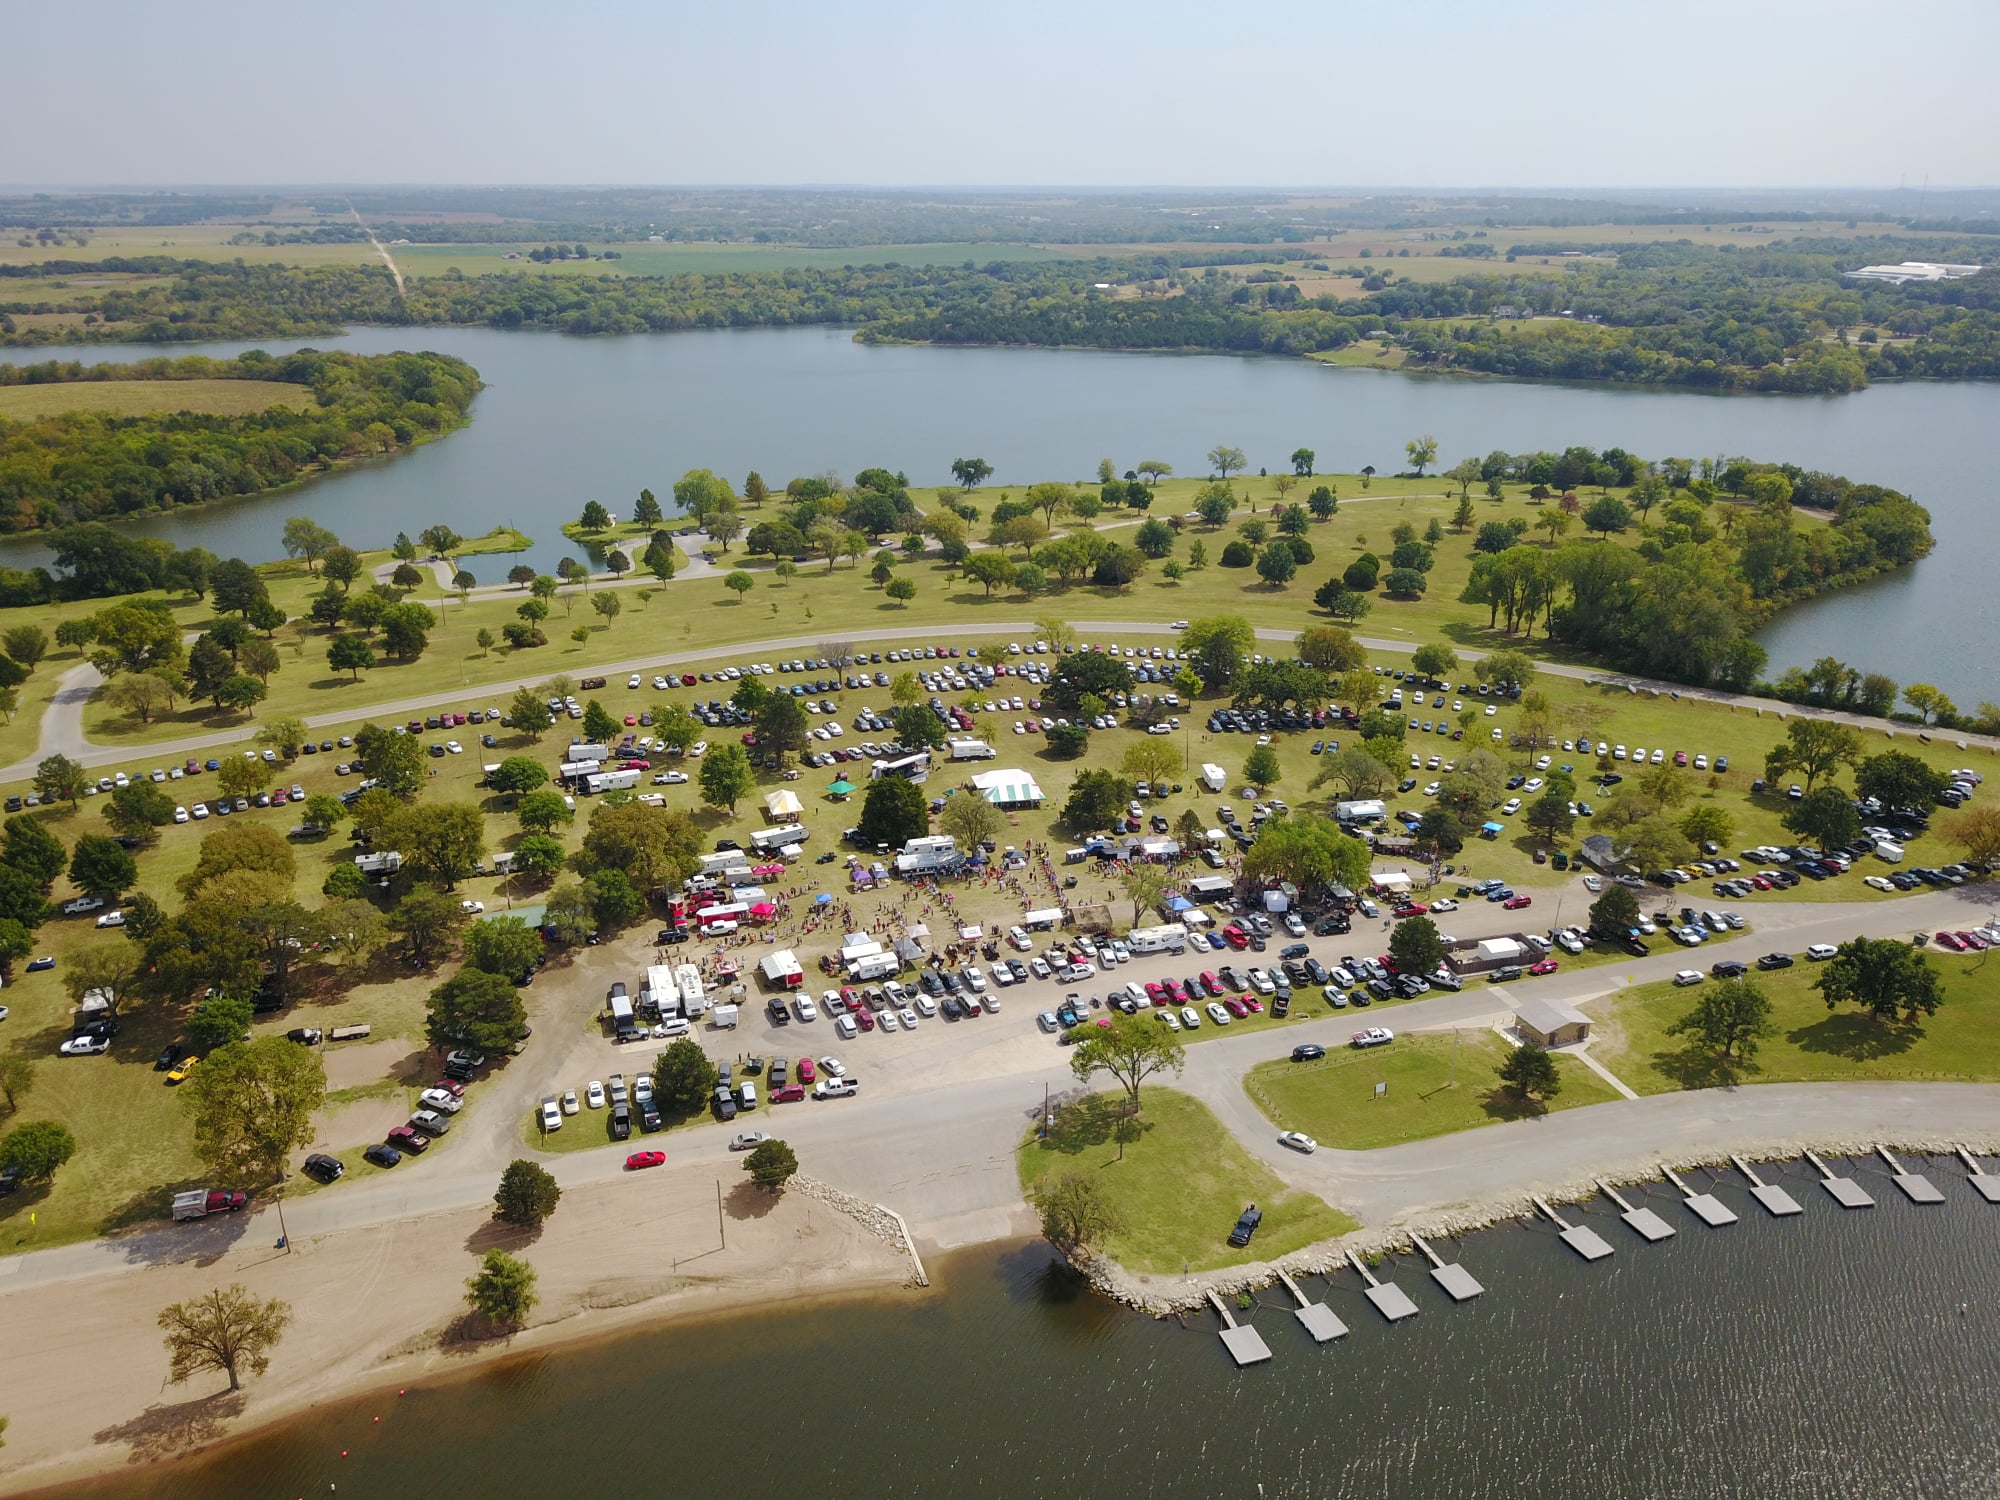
[2,326,1994,704]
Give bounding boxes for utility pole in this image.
[717,1179,726,1250]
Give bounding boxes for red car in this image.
[1392,903,1429,918]
[1502,895,1533,911]
[386,1126,428,1154]
[771,1084,806,1102]
[203,1189,247,1213]
[680,672,699,686]
[853,1007,876,1031]
[1221,925,1249,950]
[796,1057,816,1083]
[1160,979,1184,1004]
[1960,931,1990,951]
[1144,980,1168,1006]
[1200,971,1222,996]
[1528,958,1560,976]
[1223,997,1248,1018]
[1935,932,1967,951]
[1242,995,1263,1013]
[430,1078,466,1098]
[625,1151,667,1170]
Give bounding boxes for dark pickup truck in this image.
[1227,1204,1263,1248]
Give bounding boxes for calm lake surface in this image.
[66,1157,2000,1500]
[3,326,1994,701]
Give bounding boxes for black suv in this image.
[1228,1204,1263,1248]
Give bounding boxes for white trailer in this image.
[566,742,611,764]
[676,963,706,1018]
[948,738,997,761]
[1127,924,1188,955]
[584,768,642,795]
[354,851,403,874]
[1199,762,1228,793]
[709,1004,739,1029]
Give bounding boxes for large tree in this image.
[1854,750,1947,811]
[1783,785,1861,851]
[1817,938,1945,1026]
[0,1119,76,1182]
[937,789,1005,852]
[180,1039,327,1185]
[653,1037,720,1117]
[158,1285,292,1393]
[1029,1169,1125,1263]
[465,1249,538,1329]
[1243,814,1372,891]
[1060,769,1127,833]
[1666,977,1776,1065]
[576,800,702,892]
[1763,718,1862,794]
[698,742,757,813]
[1497,1041,1562,1104]
[353,722,426,797]
[1067,1011,1186,1113]
[857,777,928,850]
[494,1159,562,1227]
[462,916,544,986]
[754,692,810,762]
[1588,884,1640,937]
[382,802,486,888]
[1179,616,1257,690]
[427,967,527,1054]
[744,1137,800,1191]
[1387,916,1445,976]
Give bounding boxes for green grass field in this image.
[1018,1088,1353,1274]
[1244,1030,1622,1150]
[0,379,317,420]
[1590,952,1999,1094]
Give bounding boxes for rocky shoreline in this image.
[1078,1131,2000,1316]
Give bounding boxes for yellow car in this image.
[166,1055,201,1085]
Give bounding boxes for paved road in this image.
[13,611,1992,783]
[6,884,1993,1296]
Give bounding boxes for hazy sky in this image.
[9,0,1997,188]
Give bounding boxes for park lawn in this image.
[1589,952,1998,1095]
[0,963,204,1253]
[1018,1087,1354,1274]
[1244,1029,1623,1151]
[0,379,318,421]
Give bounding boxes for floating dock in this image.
[1663,1166,1739,1226]
[1409,1233,1484,1301]
[1958,1147,2000,1204]
[1533,1196,1613,1261]
[1597,1180,1676,1242]
[1731,1155,1803,1217]
[1876,1146,1946,1204]
[1346,1249,1420,1321]
[1206,1290,1273,1366]
[1274,1269,1347,1343]
[1805,1150,1875,1209]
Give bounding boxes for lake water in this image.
[3,327,1995,702]
[59,1157,2000,1500]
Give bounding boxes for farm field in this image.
[0,378,317,419]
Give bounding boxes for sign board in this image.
[1374,1081,1387,1097]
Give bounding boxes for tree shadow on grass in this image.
[1649,1042,1754,1091]
[1787,1012,1921,1063]
[94,1391,246,1463]
[1036,1093,1153,1158]
[1478,1087,1552,1123]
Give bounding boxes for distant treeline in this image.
[0,348,479,536]
[4,239,1997,391]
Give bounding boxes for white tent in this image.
[1373,870,1414,894]
[764,788,804,822]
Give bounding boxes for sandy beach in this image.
[0,1166,916,1496]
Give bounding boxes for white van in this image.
[835,1014,858,1040]
[737,1081,758,1111]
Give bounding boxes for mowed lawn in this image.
[1244,1029,1622,1150]
[1590,952,2000,1094]
[0,379,318,420]
[1018,1088,1353,1274]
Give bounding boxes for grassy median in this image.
[1018,1087,1353,1274]
[1244,1030,1622,1150]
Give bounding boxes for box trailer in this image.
[585,768,642,795]
[1187,875,1234,900]
[699,849,752,877]
[1199,763,1227,793]
[709,1003,739,1029]
[751,826,809,853]
[566,742,611,764]
[847,953,900,982]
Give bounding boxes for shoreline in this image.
[0,1170,921,1498]
[1078,1125,2000,1315]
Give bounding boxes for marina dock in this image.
[1410,1233,1484,1301]
[1598,1180,1676,1241]
[1533,1196,1613,1261]
[1957,1147,2000,1204]
[1663,1166,1739,1226]
[1275,1269,1348,1343]
[1876,1147,1945,1204]
[1206,1290,1273,1367]
[1731,1156,1803,1217]
[1346,1249,1420,1321]
[1805,1150,1875,1208]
